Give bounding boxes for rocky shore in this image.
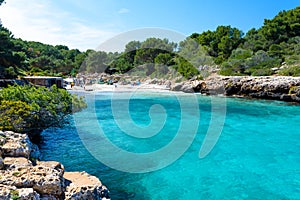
[73,73,300,103]
[0,131,110,200]
[172,76,300,103]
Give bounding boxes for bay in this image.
[40,92,300,200]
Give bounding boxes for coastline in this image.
[200,75,300,103]
[1,75,297,199]
[70,75,300,103]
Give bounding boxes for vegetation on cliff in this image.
[0,4,300,79]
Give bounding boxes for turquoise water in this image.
[40,92,300,200]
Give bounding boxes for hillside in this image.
[0,5,299,79]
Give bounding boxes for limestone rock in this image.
[202,75,300,102]
[0,185,40,200]
[0,157,3,170]
[40,194,59,200]
[3,157,32,170]
[18,188,40,200]
[0,130,109,200]
[0,164,64,196]
[64,172,110,200]
[2,141,30,158]
[171,82,194,93]
[0,131,7,146]
[1,131,40,159]
[30,164,64,196]
[0,184,14,200]
[37,161,64,173]
[181,84,194,93]
[171,83,184,91]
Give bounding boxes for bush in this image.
[0,85,87,133]
[0,100,35,132]
[278,66,300,76]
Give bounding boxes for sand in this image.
[71,83,172,93]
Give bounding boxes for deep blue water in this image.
[40,92,300,200]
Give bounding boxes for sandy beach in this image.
[72,83,172,93]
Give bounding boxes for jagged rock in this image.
[289,86,300,96]
[18,188,40,200]
[3,157,32,170]
[149,78,158,84]
[181,84,194,93]
[0,132,7,146]
[171,83,184,91]
[37,161,64,173]
[0,184,14,200]
[31,165,64,196]
[0,130,109,200]
[40,194,58,200]
[0,164,64,195]
[0,185,40,200]
[192,81,206,92]
[171,83,194,93]
[0,158,3,170]
[1,131,40,159]
[202,76,300,103]
[2,141,30,158]
[64,172,110,200]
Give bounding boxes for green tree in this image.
[192,26,244,64]
[220,48,253,75]
[85,51,109,73]
[0,85,86,133]
[125,41,141,52]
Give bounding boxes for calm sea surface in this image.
[40,92,300,200]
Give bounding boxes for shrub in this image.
[0,100,36,132]
[278,66,300,76]
[0,85,87,133]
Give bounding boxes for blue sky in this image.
[0,0,299,51]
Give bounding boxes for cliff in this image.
[0,131,110,200]
[172,76,300,103]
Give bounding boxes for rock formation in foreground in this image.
[0,131,110,200]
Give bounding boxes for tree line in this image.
[1,4,300,79]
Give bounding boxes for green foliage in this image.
[278,66,300,76]
[0,26,87,78]
[10,190,20,200]
[288,86,300,94]
[173,57,200,79]
[1,5,300,78]
[219,48,252,75]
[220,7,300,76]
[109,38,178,76]
[0,85,87,133]
[0,100,34,132]
[178,38,214,66]
[191,25,244,64]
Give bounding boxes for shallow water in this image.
[40,92,300,200]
